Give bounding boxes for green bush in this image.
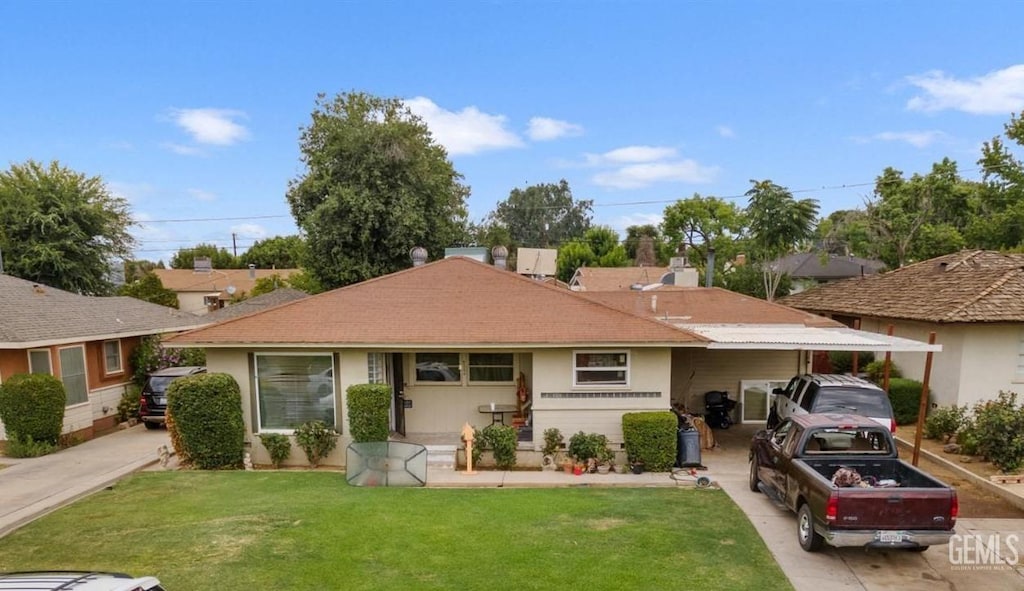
[923,405,968,443]
[4,433,59,458]
[129,336,207,388]
[294,421,338,467]
[165,373,244,470]
[0,373,66,445]
[542,428,564,457]
[888,378,928,425]
[622,411,676,471]
[970,391,1024,473]
[258,433,293,468]
[864,360,902,384]
[482,424,517,470]
[568,431,607,463]
[957,422,981,456]
[117,384,141,423]
[828,351,875,375]
[346,383,391,442]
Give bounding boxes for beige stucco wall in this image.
[177,293,210,316]
[671,348,803,413]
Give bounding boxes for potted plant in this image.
[596,440,614,474]
[542,427,563,471]
[630,457,645,474]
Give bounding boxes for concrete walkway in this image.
[0,424,169,538]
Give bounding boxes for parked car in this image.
[0,571,164,590]
[749,413,958,552]
[139,366,206,430]
[768,373,896,432]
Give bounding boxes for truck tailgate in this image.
[834,489,956,530]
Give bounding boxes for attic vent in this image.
[935,261,948,272]
[193,256,212,273]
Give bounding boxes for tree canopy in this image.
[487,180,592,249]
[286,91,469,289]
[555,226,629,282]
[744,180,819,301]
[240,235,307,269]
[0,160,135,295]
[170,243,239,270]
[118,272,179,308]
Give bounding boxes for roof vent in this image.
[410,246,428,267]
[248,263,256,279]
[193,256,212,273]
[936,261,948,272]
[491,245,508,270]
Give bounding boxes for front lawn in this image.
[0,472,792,590]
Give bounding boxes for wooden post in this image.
[911,332,937,467]
[851,319,861,375]
[883,325,894,393]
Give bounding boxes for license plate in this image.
[155,397,166,405]
[879,531,905,543]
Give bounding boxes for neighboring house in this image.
[152,267,299,316]
[569,262,700,291]
[773,252,886,294]
[0,274,207,441]
[166,256,935,468]
[780,250,1024,408]
[202,288,309,323]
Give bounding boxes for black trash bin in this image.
[676,428,702,468]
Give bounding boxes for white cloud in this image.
[526,117,584,141]
[716,125,735,138]
[161,142,204,156]
[587,145,678,165]
[230,223,268,241]
[592,160,719,189]
[107,181,156,206]
[187,188,217,202]
[906,64,1024,115]
[169,108,250,145]
[872,130,946,148]
[404,97,522,155]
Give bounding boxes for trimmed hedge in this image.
[622,411,676,472]
[888,378,929,425]
[166,373,244,469]
[346,383,391,442]
[0,373,66,445]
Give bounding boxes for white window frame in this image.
[58,345,89,407]
[28,349,52,375]
[413,352,463,385]
[467,353,516,385]
[572,350,630,387]
[254,352,337,434]
[102,339,123,375]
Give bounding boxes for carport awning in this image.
[679,324,942,352]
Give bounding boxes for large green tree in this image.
[487,180,592,249]
[661,194,746,284]
[555,226,629,282]
[170,243,239,269]
[744,180,818,301]
[118,272,179,308]
[623,224,671,266]
[0,160,135,295]
[240,235,307,269]
[976,113,1024,250]
[287,92,469,288]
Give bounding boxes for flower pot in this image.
[597,464,611,475]
[573,465,584,475]
[630,463,645,475]
[612,464,627,474]
[563,462,574,474]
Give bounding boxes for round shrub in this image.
[294,420,338,467]
[346,383,391,442]
[864,360,902,384]
[923,405,968,443]
[622,411,676,471]
[969,391,1024,473]
[166,373,244,469]
[482,423,518,470]
[887,378,928,425]
[0,373,66,445]
[258,433,293,468]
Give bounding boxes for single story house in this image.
[0,274,207,441]
[167,255,936,468]
[772,252,886,294]
[780,249,1024,408]
[153,267,299,316]
[201,287,309,322]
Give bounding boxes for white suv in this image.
[0,571,164,591]
[767,373,897,432]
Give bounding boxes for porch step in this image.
[426,444,459,471]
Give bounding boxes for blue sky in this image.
[2,1,1023,264]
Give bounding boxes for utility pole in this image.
[232,233,237,257]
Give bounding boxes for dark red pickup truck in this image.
[749,413,958,552]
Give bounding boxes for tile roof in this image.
[568,266,672,291]
[168,257,706,347]
[0,274,208,348]
[773,252,886,280]
[152,268,299,296]
[779,250,1024,323]
[580,288,842,327]
[202,288,310,322]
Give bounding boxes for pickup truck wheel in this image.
[797,504,824,552]
[748,459,761,493]
[143,421,161,430]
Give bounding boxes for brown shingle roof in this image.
[779,250,1024,323]
[0,274,207,348]
[581,288,842,327]
[168,257,706,347]
[152,268,299,295]
[569,266,671,291]
[773,252,886,280]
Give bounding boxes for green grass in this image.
[0,472,792,591]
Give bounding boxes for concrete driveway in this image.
[0,424,169,538]
[710,425,1024,590]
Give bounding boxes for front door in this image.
[390,353,406,436]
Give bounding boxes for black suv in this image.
[768,373,896,432]
[139,366,206,430]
